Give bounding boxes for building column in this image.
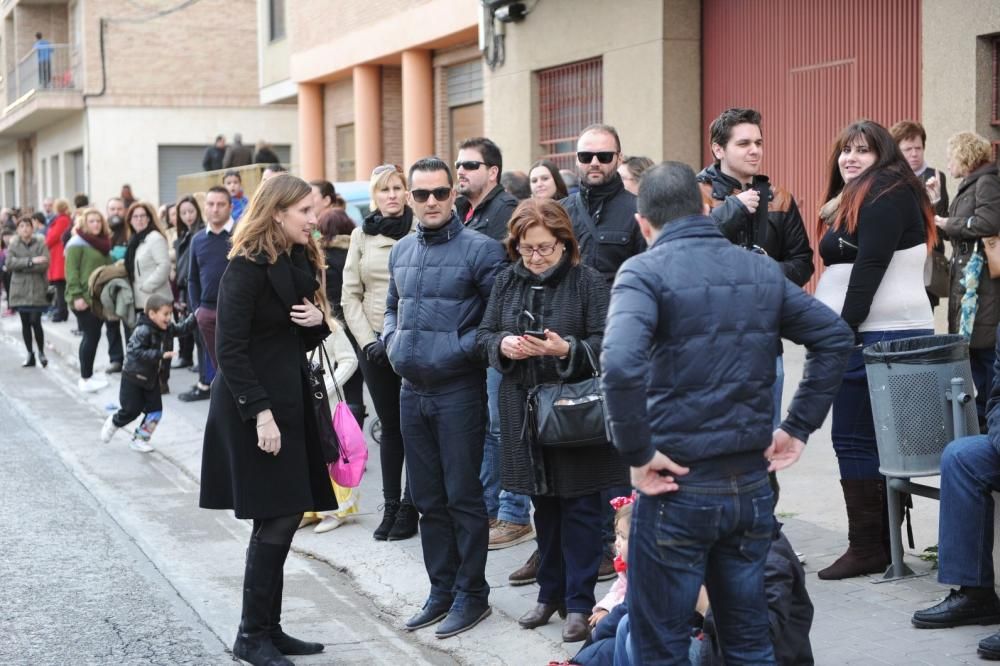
[353,65,383,180]
[297,83,324,180]
[401,49,434,169]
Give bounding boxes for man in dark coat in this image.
[561,123,645,286]
[453,136,533,552]
[601,161,853,664]
[384,157,507,640]
[222,132,254,169]
[202,135,225,172]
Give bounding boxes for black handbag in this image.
[924,246,950,298]
[307,343,341,464]
[526,341,611,448]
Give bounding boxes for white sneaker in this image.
[78,376,109,393]
[100,415,118,442]
[129,438,154,453]
[314,515,345,533]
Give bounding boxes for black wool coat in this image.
[199,250,335,519]
[476,257,628,497]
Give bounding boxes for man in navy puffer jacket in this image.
[601,162,853,665]
[383,157,507,640]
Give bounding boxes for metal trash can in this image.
[863,334,977,478]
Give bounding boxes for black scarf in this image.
[579,172,625,218]
[362,206,413,241]
[287,245,320,300]
[124,226,153,282]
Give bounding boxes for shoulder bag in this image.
[307,344,341,464]
[526,341,611,448]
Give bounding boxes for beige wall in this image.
[14,4,68,59]
[288,0,435,59]
[34,112,85,201]
[484,0,701,174]
[921,0,1000,171]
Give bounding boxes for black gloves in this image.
[364,339,388,367]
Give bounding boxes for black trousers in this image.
[533,493,603,614]
[113,377,163,428]
[106,320,124,365]
[18,310,44,354]
[357,348,410,503]
[51,280,67,320]
[73,308,104,378]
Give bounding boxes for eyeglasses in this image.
[372,164,399,177]
[517,242,558,257]
[577,151,617,164]
[455,160,486,171]
[410,187,452,203]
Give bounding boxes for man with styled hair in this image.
[384,157,507,639]
[601,161,852,663]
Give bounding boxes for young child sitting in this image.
[101,294,195,452]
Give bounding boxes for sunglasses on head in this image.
[577,151,617,164]
[371,164,400,177]
[455,160,487,171]
[410,187,452,203]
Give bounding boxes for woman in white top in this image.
[813,119,937,581]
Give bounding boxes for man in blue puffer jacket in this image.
[601,162,853,665]
[383,157,507,640]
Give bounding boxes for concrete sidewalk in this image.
[2,310,995,665]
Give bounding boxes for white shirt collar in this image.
[207,218,234,235]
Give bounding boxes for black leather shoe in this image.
[270,628,323,656]
[435,600,491,639]
[518,602,566,629]
[22,353,35,368]
[912,588,1000,628]
[979,631,1000,660]
[562,612,590,643]
[405,597,453,631]
[178,386,211,402]
[38,352,47,368]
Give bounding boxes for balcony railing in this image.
[6,44,79,106]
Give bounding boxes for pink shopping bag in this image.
[328,401,368,488]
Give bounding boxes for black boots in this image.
[22,353,35,367]
[373,499,401,541]
[818,479,890,580]
[38,351,47,368]
[233,538,323,665]
[387,500,418,541]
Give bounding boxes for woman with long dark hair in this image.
[813,119,936,580]
[342,164,418,541]
[200,174,334,666]
[529,160,569,201]
[172,195,205,369]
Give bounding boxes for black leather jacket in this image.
[123,313,196,390]
[562,174,645,284]
[456,184,518,242]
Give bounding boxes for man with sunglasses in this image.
[454,137,519,242]
[454,137,536,553]
[562,124,645,286]
[383,157,507,639]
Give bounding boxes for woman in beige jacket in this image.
[342,165,418,541]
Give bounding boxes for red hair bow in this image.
[609,492,637,511]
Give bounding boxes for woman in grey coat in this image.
[6,217,50,366]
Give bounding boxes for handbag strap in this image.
[579,340,600,378]
[310,341,346,404]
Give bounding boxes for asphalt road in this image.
[0,389,230,665]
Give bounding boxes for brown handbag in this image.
[983,236,1000,279]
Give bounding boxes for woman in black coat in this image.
[199,174,334,666]
[476,199,628,643]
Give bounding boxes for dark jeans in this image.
[113,378,163,429]
[73,307,104,378]
[970,346,995,429]
[50,279,67,320]
[629,472,775,665]
[533,493,602,613]
[357,351,409,503]
[18,310,44,354]
[195,306,217,384]
[937,435,1000,587]
[106,320,124,365]
[401,383,489,603]
[831,329,932,480]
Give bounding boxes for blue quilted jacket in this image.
[601,215,853,480]
[383,214,507,392]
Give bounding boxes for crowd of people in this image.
[2,111,1000,665]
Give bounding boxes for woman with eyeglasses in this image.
[476,199,628,643]
[342,164,419,541]
[528,159,568,201]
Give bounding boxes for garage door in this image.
[701,0,921,292]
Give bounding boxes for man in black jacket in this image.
[602,162,853,664]
[202,135,225,172]
[384,157,507,640]
[562,124,645,285]
[453,137,534,552]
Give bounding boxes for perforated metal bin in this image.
[863,335,978,478]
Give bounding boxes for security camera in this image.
[495,2,527,22]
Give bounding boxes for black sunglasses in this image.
[455,160,487,171]
[577,151,617,164]
[410,187,452,203]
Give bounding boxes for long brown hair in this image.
[229,173,328,310]
[820,119,936,249]
[125,201,166,238]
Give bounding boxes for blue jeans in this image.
[832,329,932,480]
[401,383,490,603]
[628,472,775,665]
[971,347,996,429]
[937,435,1000,587]
[481,368,531,524]
[614,613,633,666]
